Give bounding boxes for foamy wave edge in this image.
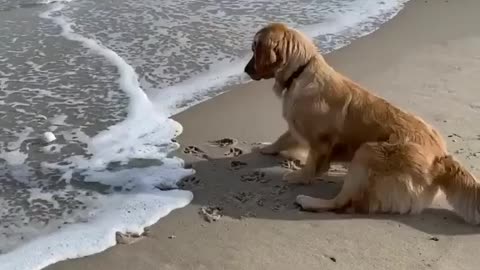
[0,1,193,270]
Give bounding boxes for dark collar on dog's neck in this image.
[283,59,311,90]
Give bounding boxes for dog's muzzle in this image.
[244,57,261,80]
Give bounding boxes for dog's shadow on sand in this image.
[176,142,480,236]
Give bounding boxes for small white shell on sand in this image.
[42,132,56,143]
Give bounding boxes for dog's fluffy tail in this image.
[433,155,480,225]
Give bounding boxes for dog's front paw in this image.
[296,195,334,212]
[296,195,318,210]
[258,144,279,155]
[283,170,312,185]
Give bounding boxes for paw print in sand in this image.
[280,159,303,170]
[209,138,238,148]
[230,160,248,171]
[178,175,201,188]
[183,145,209,159]
[224,147,243,157]
[240,171,270,183]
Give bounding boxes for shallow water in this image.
[0,0,408,269]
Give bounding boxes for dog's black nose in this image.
[244,57,254,75]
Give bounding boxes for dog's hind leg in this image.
[296,142,436,214]
[296,158,369,211]
[295,142,387,212]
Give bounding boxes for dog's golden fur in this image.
[244,23,480,225]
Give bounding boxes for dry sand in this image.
[47,0,480,269]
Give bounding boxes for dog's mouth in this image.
[244,57,264,80]
[244,66,270,81]
[247,73,262,81]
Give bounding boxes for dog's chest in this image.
[281,89,312,134]
[281,84,342,141]
[281,96,290,117]
[281,85,322,121]
[281,83,304,116]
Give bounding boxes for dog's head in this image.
[244,23,315,81]
[244,23,288,80]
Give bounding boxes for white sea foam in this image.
[0,1,192,269]
[0,149,28,166]
[0,127,31,166]
[0,191,192,270]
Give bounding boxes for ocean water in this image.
[0,0,408,269]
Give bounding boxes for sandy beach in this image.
[46,0,480,269]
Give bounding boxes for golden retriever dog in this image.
[244,22,480,225]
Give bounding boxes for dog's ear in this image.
[254,39,278,72]
[274,33,293,67]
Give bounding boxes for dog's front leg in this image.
[314,135,337,177]
[283,148,319,184]
[283,136,334,184]
[260,130,298,155]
